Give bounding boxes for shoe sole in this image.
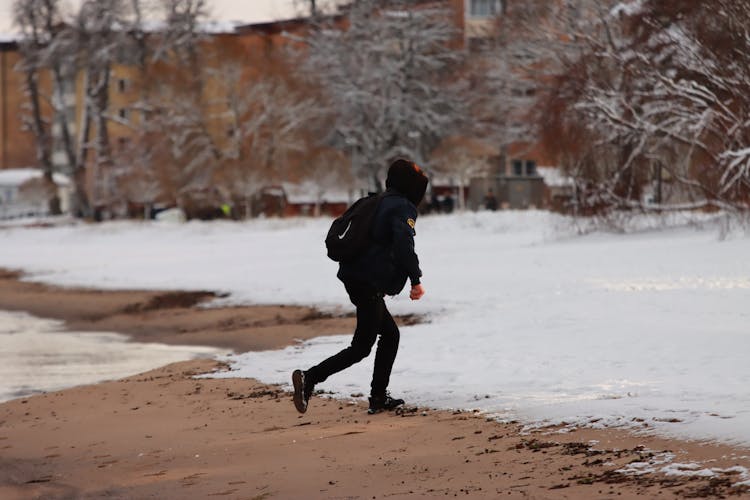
[292,370,307,414]
[367,402,404,415]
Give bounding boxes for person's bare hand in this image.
[410,284,425,301]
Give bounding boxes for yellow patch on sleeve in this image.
[407,218,416,229]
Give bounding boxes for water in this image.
[0,310,226,403]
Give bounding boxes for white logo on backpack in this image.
[338,221,352,239]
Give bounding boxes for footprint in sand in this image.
[143,470,168,477]
[208,489,239,496]
[181,472,207,487]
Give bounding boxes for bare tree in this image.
[430,136,495,211]
[537,0,750,213]
[149,78,219,206]
[155,0,209,70]
[12,0,63,215]
[292,0,345,18]
[15,0,138,217]
[108,0,209,215]
[69,0,137,211]
[304,0,467,190]
[114,128,167,219]
[610,0,750,209]
[302,147,355,216]
[208,56,319,218]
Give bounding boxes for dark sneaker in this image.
[292,369,314,414]
[368,392,405,414]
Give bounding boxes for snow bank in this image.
[537,166,574,188]
[611,0,646,18]
[0,168,71,187]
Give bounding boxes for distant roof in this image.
[235,13,347,34]
[235,16,309,32]
[0,168,71,187]
[0,19,240,36]
[0,20,257,42]
[0,17,313,42]
[282,181,355,205]
[137,19,245,34]
[0,0,338,35]
[0,33,19,44]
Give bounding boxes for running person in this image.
[293,158,428,414]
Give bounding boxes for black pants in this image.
[306,280,400,397]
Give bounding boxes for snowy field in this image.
[1,211,749,446]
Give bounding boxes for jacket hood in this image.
[385,158,428,206]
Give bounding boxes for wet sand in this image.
[0,269,366,353]
[0,269,748,499]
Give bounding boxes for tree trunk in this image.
[43,172,62,216]
[91,64,113,214]
[72,167,91,218]
[24,67,61,215]
[655,161,663,206]
[458,178,466,211]
[73,70,93,218]
[95,65,113,166]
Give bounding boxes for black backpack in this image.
[325,193,383,262]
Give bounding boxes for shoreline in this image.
[0,268,365,354]
[1,269,749,498]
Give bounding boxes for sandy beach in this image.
[1,270,749,499]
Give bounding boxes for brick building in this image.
[0,38,41,170]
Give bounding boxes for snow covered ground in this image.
[1,211,749,446]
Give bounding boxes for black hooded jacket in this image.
[337,188,422,295]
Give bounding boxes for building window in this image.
[510,159,538,176]
[512,159,524,176]
[118,78,129,93]
[118,108,129,120]
[469,0,501,17]
[526,160,537,176]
